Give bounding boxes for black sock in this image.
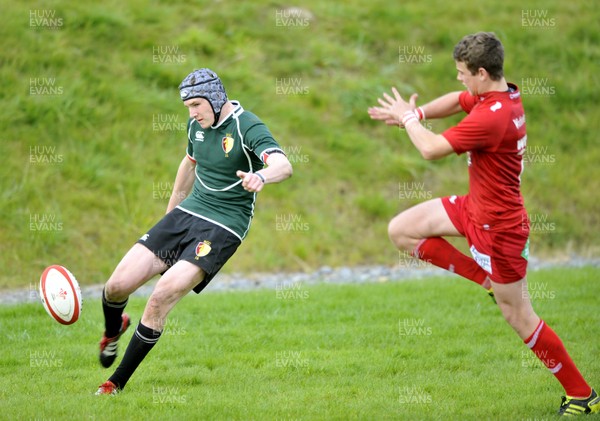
[109,322,161,390]
[102,287,128,338]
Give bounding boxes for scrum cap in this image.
[179,68,227,121]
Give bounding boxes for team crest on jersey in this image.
[222,133,234,157]
[195,240,212,260]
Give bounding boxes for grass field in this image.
[1,267,598,420]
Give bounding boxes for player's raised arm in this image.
[416,91,463,119]
[371,87,455,160]
[368,90,463,126]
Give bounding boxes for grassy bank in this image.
[1,0,599,289]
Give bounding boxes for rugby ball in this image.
[39,265,82,325]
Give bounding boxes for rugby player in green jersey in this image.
[96,68,293,395]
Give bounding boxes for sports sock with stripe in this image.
[102,287,128,338]
[109,322,162,390]
[525,319,592,398]
[413,237,490,288]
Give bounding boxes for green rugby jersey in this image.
[177,101,284,240]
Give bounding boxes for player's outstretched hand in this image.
[236,170,265,193]
[368,88,419,127]
[367,105,400,126]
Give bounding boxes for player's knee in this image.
[105,269,140,301]
[104,279,129,302]
[388,217,413,252]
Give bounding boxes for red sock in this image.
[413,237,489,287]
[525,320,591,398]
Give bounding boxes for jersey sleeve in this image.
[458,90,478,113]
[185,118,197,163]
[240,113,285,164]
[442,111,502,155]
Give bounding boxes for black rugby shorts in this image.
[137,208,241,293]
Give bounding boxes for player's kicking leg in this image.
[388,197,492,293]
[96,260,204,395]
[492,278,599,416]
[99,244,168,368]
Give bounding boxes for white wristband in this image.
[255,172,266,183]
[402,111,419,127]
[416,106,426,121]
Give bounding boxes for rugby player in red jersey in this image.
[368,32,598,416]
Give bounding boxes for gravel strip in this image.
[2,256,598,306]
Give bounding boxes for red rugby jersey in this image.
[442,83,528,231]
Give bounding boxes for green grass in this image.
[1,1,599,289]
[1,267,598,420]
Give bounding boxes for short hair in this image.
[453,32,504,81]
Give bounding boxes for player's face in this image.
[455,61,479,95]
[184,98,215,128]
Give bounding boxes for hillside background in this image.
[1,0,598,289]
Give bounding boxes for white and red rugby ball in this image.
[39,265,82,325]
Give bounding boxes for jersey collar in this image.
[478,83,520,102]
[211,101,243,129]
